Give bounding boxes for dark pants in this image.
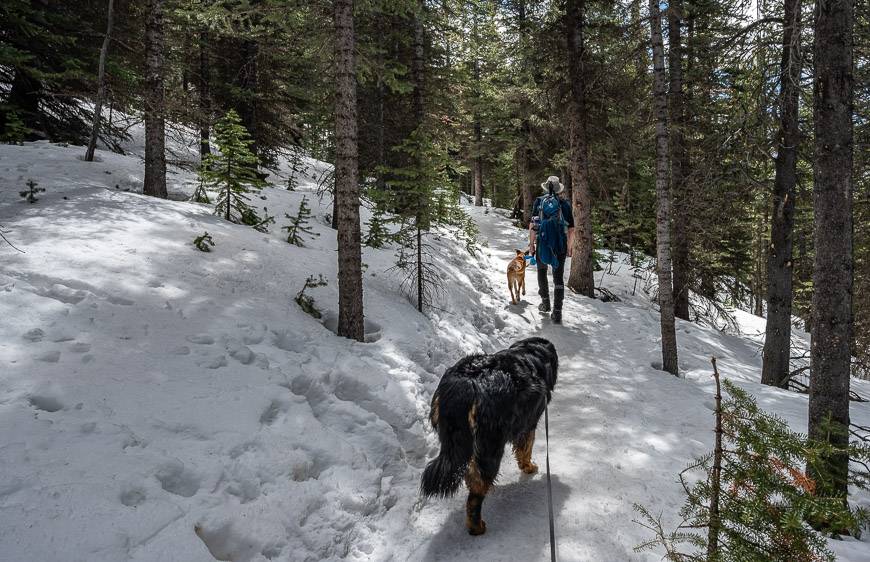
[536,250,567,311]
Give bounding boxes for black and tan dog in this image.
[507,249,527,305]
[420,337,558,535]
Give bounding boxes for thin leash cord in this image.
[545,402,557,562]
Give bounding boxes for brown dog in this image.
[507,249,527,305]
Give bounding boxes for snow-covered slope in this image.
[1,139,868,562]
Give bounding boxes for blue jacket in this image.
[533,195,574,268]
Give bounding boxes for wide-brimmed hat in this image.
[540,175,564,194]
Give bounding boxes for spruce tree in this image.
[193,231,215,251]
[19,179,44,203]
[333,0,365,341]
[634,364,869,561]
[808,0,854,514]
[282,196,319,246]
[200,109,267,226]
[143,0,167,198]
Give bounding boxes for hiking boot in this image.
[538,299,551,313]
[554,287,565,311]
[551,309,562,324]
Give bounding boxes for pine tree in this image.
[295,274,328,319]
[0,0,100,142]
[668,0,690,321]
[19,179,44,203]
[282,196,319,246]
[143,0,167,198]
[193,231,215,251]
[363,208,392,249]
[84,0,114,162]
[761,0,802,389]
[0,110,28,144]
[649,0,678,376]
[333,0,365,342]
[565,0,595,299]
[807,0,854,514]
[634,361,869,561]
[379,128,477,310]
[200,109,267,226]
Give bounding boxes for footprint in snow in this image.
[155,461,201,497]
[29,395,64,412]
[22,328,45,342]
[197,355,227,369]
[106,295,135,306]
[195,521,261,562]
[37,350,61,363]
[186,334,215,345]
[259,400,288,426]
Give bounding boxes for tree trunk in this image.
[239,39,259,157]
[808,0,853,504]
[650,0,678,376]
[520,120,533,225]
[412,0,425,312]
[473,123,483,206]
[472,10,483,207]
[516,0,533,226]
[412,1,425,127]
[85,0,114,162]
[334,0,365,342]
[668,0,690,320]
[565,0,594,298]
[753,203,768,316]
[761,0,802,389]
[199,29,211,160]
[143,0,167,198]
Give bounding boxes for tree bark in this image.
[238,39,259,158]
[520,120,533,225]
[650,0,678,376]
[412,0,425,312]
[668,0,690,320]
[761,0,802,388]
[412,1,425,127]
[516,0,534,226]
[472,8,483,207]
[334,0,365,342]
[565,0,594,298]
[473,121,483,206]
[85,0,114,162]
[199,29,211,160]
[808,0,853,503]
[143,0,167,198]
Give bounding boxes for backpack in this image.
[537,195,566,268]
[540,194,562,223]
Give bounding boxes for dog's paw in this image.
[468,520,487,536]
[521,463,539,475]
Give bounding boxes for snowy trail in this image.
[405,206,870,561]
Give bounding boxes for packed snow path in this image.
[407,205,870,561]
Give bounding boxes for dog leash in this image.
[544,402,557,562]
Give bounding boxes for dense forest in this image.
[2,0,869,553]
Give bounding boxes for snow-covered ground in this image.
[1,136,868,562]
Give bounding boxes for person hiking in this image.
[529,175,574,324]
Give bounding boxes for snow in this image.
[1,134,869,562]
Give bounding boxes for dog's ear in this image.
[515,249,523,256]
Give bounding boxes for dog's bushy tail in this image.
[421,380,475,498]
